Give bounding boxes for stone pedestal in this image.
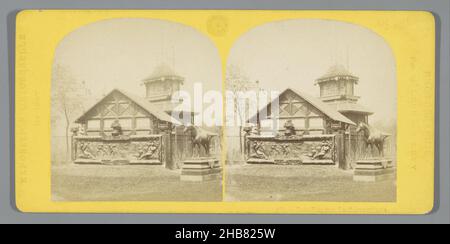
[180,158,221,182]
[353,158,395,182]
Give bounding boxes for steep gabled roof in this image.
[286,88,356,125]
[250,88,355,125]
[74,89,178,124]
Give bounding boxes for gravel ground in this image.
[225,164,396,202]
[52,164,396,202]
[52,164,222,202]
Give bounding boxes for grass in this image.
[225,164,396,202]
[52,164,222,201]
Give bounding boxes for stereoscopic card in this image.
[15,10,435,214]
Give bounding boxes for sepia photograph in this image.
[6,1,442,223]
[50,17,398,203]
[51,18,223,202]
[225,19,397,202]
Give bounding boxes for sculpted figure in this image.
[284,120,296,137]
[72,125,86,136]
[244,125,260,136]
[97,144,108,157]
[138,140,160,160]
[251,141,268,159]
[356,122,390,157]
[311,140,332,159]
[78,125,86,136]
[78,141,94,159]
[111,119,123,136]
[184,125,217,157]
[280,143,291,156]
[71,127,79,136]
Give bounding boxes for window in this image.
[87,119,100,130]
[292,118,306,129]
[346,81,354,96]
[309,118,324,128]
[136,118,151,129]
[119,119,132,129]
[323,83,337,96]
[261,119,274,129]
[103,119,115,130]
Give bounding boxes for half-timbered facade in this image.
[246,65,375,169]
[71,65,196,167]
[255,88,355,136]
[75,89,176,136]
[251,65,372,136]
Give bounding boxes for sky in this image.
[53,18,222,107]
[227,19,397,125]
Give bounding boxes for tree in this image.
[226,65,257,158]
[51,64,90,163]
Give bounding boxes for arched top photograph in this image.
[51,18,223,202]
[225,18,398,203]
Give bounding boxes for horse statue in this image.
[184,125,218,157]
[356,122,390,157]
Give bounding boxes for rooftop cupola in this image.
[316,64,373,125]
[315,64,359,103]
[143,63,184,103]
